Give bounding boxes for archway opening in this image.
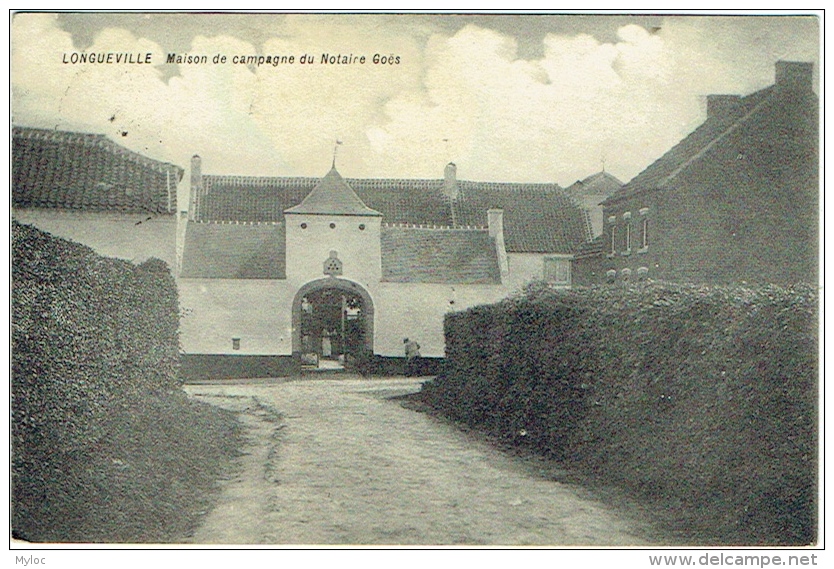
[292,278,374,367]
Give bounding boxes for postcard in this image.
[10,11,821,554]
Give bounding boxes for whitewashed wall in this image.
[375,282,508,357]
[178,279,296,355]
[284,213,382,288]
[177,278,511,357]
[14,209,178,268]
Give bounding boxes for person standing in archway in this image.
[322,329,332,359]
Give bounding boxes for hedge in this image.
[11,221,239,542]
[420,281,818,545]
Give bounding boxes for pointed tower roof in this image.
[284,166,382,216]
[565,170,624,198]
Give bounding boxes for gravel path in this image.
[185,375,653,546]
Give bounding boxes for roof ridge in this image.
[382,223,488,231]
[13,125,183,178]
[201,173,563,189]
[657,90,774,188]
[604,84,777,204]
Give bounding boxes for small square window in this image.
[232,338,241,350]
[544,257,570,284]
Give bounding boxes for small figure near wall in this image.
[404,337,421,376]
[322,329,332,358]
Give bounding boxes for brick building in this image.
[573,61,818,286]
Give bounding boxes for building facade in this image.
[573,61,818,287]
[12,127,184,268]
[178,159,591,371]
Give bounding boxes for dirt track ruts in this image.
[185,375,654,546]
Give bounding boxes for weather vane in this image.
[333,140,343,167]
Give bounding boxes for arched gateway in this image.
[291,277,374,358]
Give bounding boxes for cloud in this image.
[12,13,819,196]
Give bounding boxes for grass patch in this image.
[13,392,242,543]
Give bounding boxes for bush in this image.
[420,281,818,545]
[12,221,239,542]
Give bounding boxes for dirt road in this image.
[185,375,654,546]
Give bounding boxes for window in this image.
[625,222,632,252]
[610,224,617,255]
[641,218,649,249]
[639,208,649,251]
[544,257,570,284]
[232,338,241,350]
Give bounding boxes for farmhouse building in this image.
[11,126,184,268]
[573,61,818,286]
[177,157,592,373]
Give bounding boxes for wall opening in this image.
[291,278,374,359]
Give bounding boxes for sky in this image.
[11,12,820,194]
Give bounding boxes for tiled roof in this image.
[603,86,776,205]
[565,171,624,198]
[179,222,286,279]
[194,174,590,254]
[381,226,501,284]
[12,126,183,214]
[574,234,605,258]
[284,166,382,216]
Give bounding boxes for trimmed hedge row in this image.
[12,221,180,456]
[420,281,817,545]
[12,221,239,542]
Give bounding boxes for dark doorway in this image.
[292,278,374,366]
[300,288,364,362]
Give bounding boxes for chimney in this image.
[189,155,202,221]
[487,209,503,239]
[191,154,202,188]
[488,209,509,280]
[443,162,459,200]
[775,61,814,93]
[707,94,741,119]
